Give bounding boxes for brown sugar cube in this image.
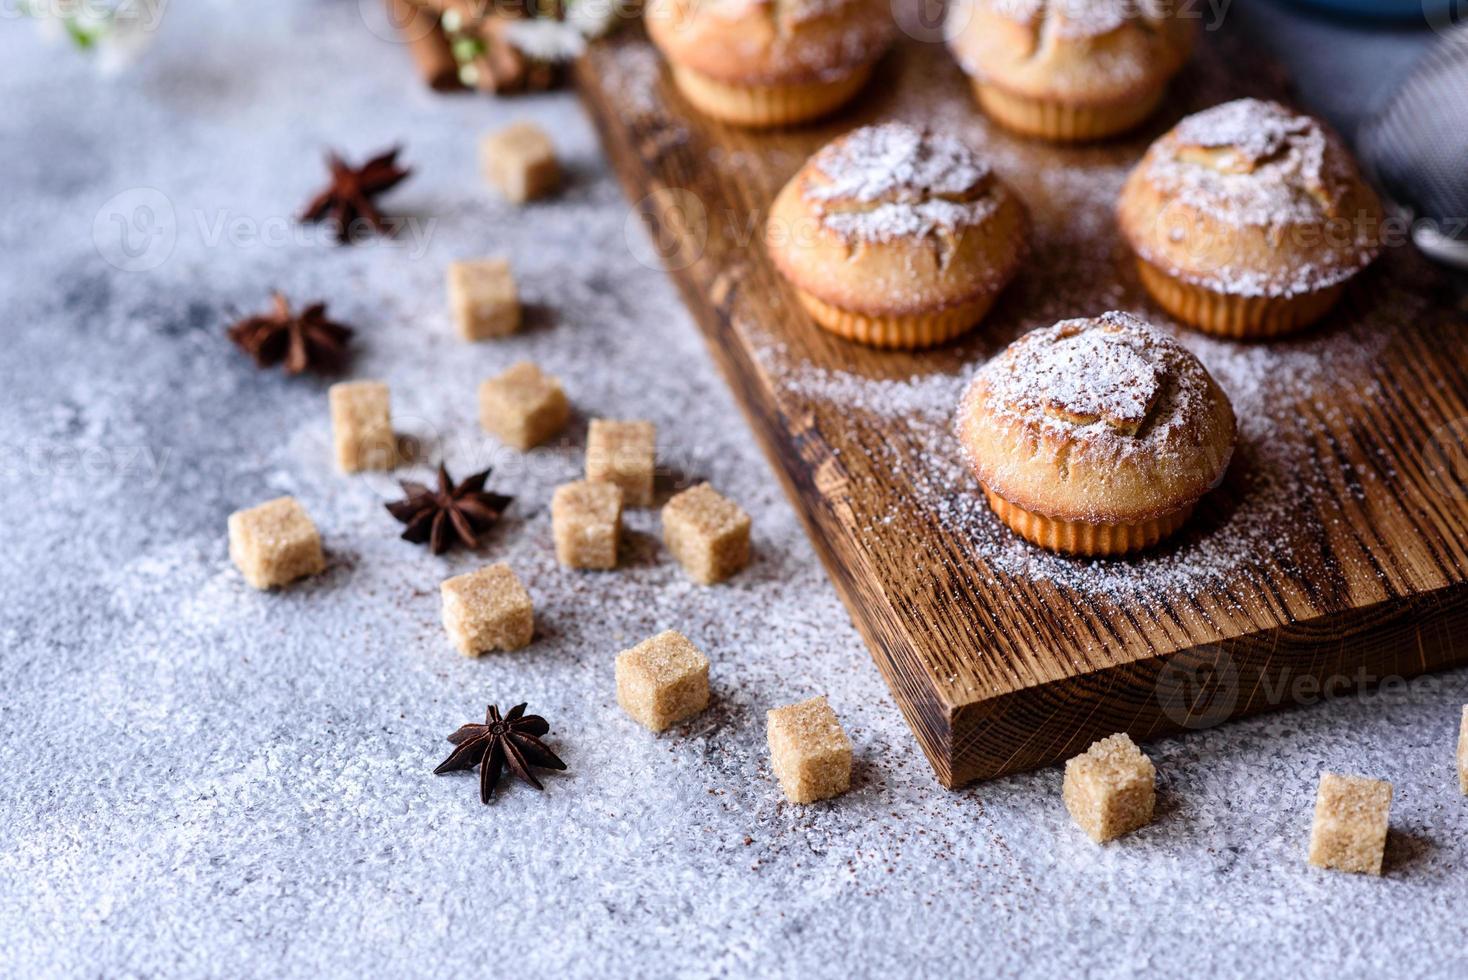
[1459,706,1467,795]
[328,380,396,472]
[1308,772,1392,875]
[552,480,623,570]
[447,258,520,341]
[615,630,710,732]
[1063,733,1156,842]
[440,563,534,656]
[767,696,852,804]
[480,122,560,204]
[227,496,325,590]
[586,419,656,507]
[662,483,751,584]
[479,361,569,450]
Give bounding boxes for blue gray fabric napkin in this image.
[1358,24,1468,268]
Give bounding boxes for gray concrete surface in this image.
[2,2,1464,977]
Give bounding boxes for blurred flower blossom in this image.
[20,0,165,72]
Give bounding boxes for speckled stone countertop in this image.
[3,2,1464,977]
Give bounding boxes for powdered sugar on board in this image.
[603,32,1406,609]
[751,299,1397,608]
[736,84,1404,608]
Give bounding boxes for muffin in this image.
[645,0,893,128]
[766,122,1029,349]
[1118,99,1384,339]
[946,0,1195,141]
[956,312,1236,556]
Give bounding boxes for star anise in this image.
[435,703,567,803]
[300,146,411,243]
[385,463,513,554]
[227,292,353,374]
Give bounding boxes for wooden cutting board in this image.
[573,23,1468,787]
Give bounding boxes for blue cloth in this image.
[1242,0,1435,135]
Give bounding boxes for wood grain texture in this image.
[574,23,1468,787]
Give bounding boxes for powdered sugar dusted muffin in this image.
[1118,99,1384,339]
[766,122,1029,348]
[946,0,1195,141]
[957,312,1235,556]
[645,0,893,128]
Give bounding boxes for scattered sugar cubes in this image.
[1308,772,1392,875]
[615,630,710,732]
[228,496,325,590]
[1063,733,1156,842]
[586,419,656,507]
[447,258,520,340]
[1459,706,1467,795]
[552,480,623,570]
[767,696,852,804]
[329,380,396,472]
[441,563,534,656]
[480,121,560,203]
[479,361,569,450]
[662,483,751,584]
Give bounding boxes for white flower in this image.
[22,0,164,71]
[568,0,619,39]
[503,18,587,62]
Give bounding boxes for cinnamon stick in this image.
[387,0,463,92]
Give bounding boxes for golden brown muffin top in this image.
[947,0,1195,103]
[1119,99,1384,298]
[645,0,894,86]
[958,312,1236,523]
[766,123,1029,316]
[800,122,1002,249]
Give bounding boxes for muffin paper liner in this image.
[795,288,996,349]
[973,81,1164,142]
[1136,259,1345,339]
[984,488,1195,557]
[670,64,872,128]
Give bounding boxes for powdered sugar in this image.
[753,298,1396,605]
[987,0,1142,38]
[980,312,1172,435]
[709,0,856,23]
[808,123,991,205]
[1175,99,1318,173]
[740,84,1403,606]
[803,122,1000,243]
[1145,99,1346,227]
